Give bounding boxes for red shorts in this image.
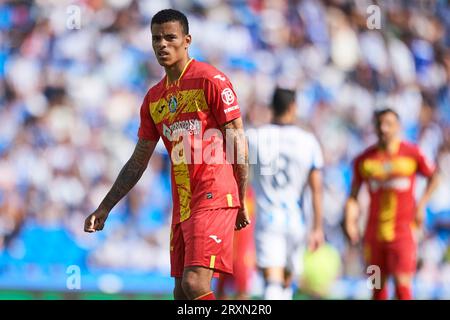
[170,208,238,278]
[363,238,417,275]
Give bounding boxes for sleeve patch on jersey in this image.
[224,105,240,114]
[221,88,235,106]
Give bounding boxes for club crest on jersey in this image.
[168,95,178,113]
[383,161,393,173]
[221,88,235,106]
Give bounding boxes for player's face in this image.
[375,112,400,144]
[151,21,191,68]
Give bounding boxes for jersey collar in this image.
[165,58,194,88]
[378,139,401,155]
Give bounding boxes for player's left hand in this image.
[308,228,324,252]
[235,207,251,231]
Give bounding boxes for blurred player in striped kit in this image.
[344,109,439,300]
[249,88,325,300]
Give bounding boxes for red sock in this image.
[373,286,388,300]
[195,292,216,300]
[396,284,412,300]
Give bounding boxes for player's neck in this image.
[378,138,401,154]
[165,56,192,85]
[272,115,294,125]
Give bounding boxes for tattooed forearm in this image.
[234,160,249,202]
[223,118,249,203]
[99,139,156,212]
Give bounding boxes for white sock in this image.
[264,282,284,300]
[284,286,294,300]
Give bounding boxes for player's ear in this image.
[184,34,192,49]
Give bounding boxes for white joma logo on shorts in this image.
[209,235,222,243]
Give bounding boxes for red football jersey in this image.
[352,141,435,242]
[138,59,241,224]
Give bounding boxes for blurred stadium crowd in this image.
[1,0,450,298]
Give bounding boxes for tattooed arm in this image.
[223,117,250,230]
[84,139,158,232]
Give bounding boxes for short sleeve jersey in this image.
[138,59,241,224]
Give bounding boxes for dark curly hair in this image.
[151,9,189,35]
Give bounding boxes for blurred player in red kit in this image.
[344,108,439,300]
[84,9,250,300]
[216,186,256,300]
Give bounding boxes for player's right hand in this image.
[84,208,109,233]
[308,228,324,252]
[415,203,426,230]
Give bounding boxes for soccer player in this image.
[84,9,250,300]
[344,108,439,300]
[249,88,324,300]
